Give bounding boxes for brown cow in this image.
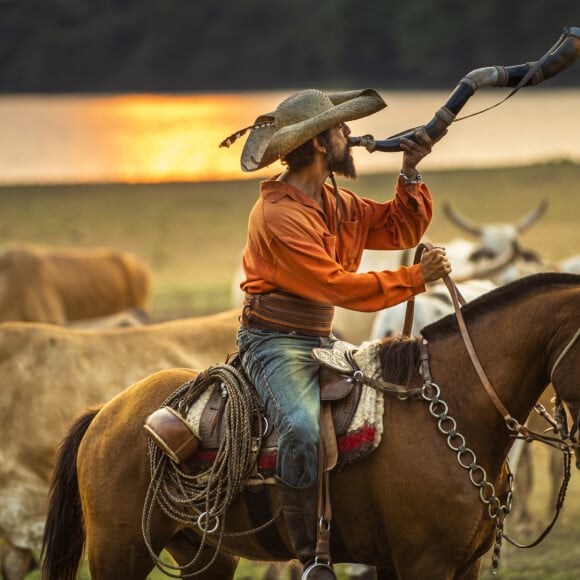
[0,244,152,324]
[0,309,239,580]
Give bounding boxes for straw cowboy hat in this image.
[219,88,387,172]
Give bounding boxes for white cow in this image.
[560,254,580,274]
[370,279,498,339]
[331,248,416,343]
[441,199,549,284]
[0,310,240,580]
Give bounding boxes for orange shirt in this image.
[241,175,433,312]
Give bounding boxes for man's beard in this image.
[326,144,357,179]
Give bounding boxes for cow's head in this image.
[442,199,548,282]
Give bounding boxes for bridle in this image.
[406,243,580,570]
[410,243,580,442]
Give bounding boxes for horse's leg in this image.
[83,478,181,580]
[455,559,482,580]
[1,540,36,580]
[165,530,239,579]
[261,561,301,580]
[262,563,284,580]
[383,550,483,580]
[81,447,181,578]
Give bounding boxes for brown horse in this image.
[41,273,580,580]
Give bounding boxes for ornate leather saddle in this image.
[144,342,385,477]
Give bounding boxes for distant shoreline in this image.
[0,159,577,190]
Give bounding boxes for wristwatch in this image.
[399,170,422,185]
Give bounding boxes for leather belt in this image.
[241,291,334,338]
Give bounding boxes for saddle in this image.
[144,342,381,478]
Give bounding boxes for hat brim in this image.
[241,89,387,172]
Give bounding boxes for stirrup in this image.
[302,559,336,579]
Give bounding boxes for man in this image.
[221,88,450,579]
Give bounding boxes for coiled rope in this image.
[141,363,265,577]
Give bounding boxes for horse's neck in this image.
[427,327,547,463]
[452,289,575,418]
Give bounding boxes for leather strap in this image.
[315,403,335,565]
[402,242,466,338]
[440,272,516,426]
[408,242,519,430]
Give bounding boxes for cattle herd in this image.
[1,200,579,580]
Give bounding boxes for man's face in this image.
[325,123,356,179]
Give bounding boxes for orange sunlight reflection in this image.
[0,90,578,185]
[95,93,283,183]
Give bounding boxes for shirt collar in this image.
[260,177,335,209]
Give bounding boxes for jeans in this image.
[237,327,336,488]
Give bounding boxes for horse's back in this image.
[78,366,198,462]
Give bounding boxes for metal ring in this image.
[438,415,456,436]
[262,416,270,437]
[430,398,448,418]
[447,431,465,451]
[352,369,364,383]
[422,382,440,401]
[457,447,477,469]
[468,465,487,487]
[479,481,496,504]
[487,497,501,518]
[197,511,220,534]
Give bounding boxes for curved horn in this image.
[442,201,483,236]
[515,198,549,233]
[348,27,580,153]
[451,241,518,283]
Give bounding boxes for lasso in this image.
[142,366,264,578]
[348,26,580,152]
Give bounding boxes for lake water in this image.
[0,88,578,185]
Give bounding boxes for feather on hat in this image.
[219,88,387,172]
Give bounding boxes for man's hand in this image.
[420,246,452,283]
[400,127,447,176]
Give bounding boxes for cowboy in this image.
[222,88,450,579]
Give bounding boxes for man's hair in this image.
[281,128,332,171]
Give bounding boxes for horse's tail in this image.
[41,406,101,580]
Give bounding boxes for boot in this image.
[275,478,336,580]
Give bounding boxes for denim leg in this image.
[237,328,335,488]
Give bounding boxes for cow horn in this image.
[442,202,483,236]
[451,241,518,283]
[515,198,549,233]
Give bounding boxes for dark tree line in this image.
[0,0,578,93]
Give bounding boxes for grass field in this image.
[2,161,580,578]
[1,160,579,320]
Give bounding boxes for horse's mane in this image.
[421,272,580,341]
[375,336,422,386]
